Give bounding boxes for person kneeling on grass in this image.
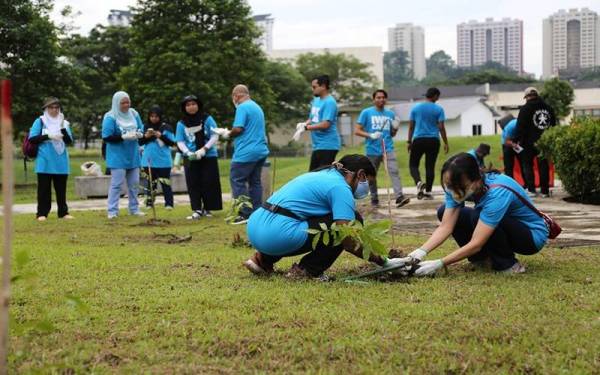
[243,154,408,280]
[406,153,549,276]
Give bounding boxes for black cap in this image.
[424,87,441,99]
[477,143,491,157]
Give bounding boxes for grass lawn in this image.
[2,135,505,204]
[7,207,600,373]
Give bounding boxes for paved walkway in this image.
[3,182,600,246]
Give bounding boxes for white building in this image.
[457,18,523,74]
[107,9,132,27]
[543,8,600,78]
[392,97,499,140]
[269,46,384,86]
[387,23,426,80]
[253,14,274,53]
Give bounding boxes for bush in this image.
[537,117,600,203]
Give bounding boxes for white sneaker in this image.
[526,191,538,198]
[202,210,213,217]
[186,211,202,220]
[416,181,426,200]
[131,211,146,217]
[165,206,174,211]
[36,216,47,222]
[501,262,526,274]
[107,214,118,220]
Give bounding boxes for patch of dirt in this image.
[94,352,122,367]
[546,238,600,249]
[151,233,192,244]
[231,233,252,248]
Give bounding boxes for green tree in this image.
[119,0,272,128]
[62,25,133,147]
[0,0,83,135]
[383,50,415,88]
[294,52,378,107]
[540,77,574,121]
[263,60,308,125]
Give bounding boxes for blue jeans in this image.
[230,158,265,218]
[108,168,140,216]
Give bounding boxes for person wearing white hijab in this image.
[101,91,145,219]
[27,97,75,221]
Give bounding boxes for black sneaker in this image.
[416,181,426,200]
[422,193,434,200]
[202,209,213,217]
[231,216,248,225]
[395,195,410,208]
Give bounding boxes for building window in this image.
[472,124,482,136]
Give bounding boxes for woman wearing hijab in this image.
[101,91,145,219]
[175,95,223,220]
[28,97,75,221]
[140,105,176,209]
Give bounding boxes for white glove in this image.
[135,131,144,139]
[121,132,137,140]
[212,127,231,140]
[408,248,427,262]
[292,123,307,142]
[369,132,383,140]
[392,118,401,130]
[186,151,197,161]
[382,257,413,275]
[48,133,63,141]
[414,259,444,276]
[195,148,206,160]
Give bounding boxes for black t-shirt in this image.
[515,97,556,147]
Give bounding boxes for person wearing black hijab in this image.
[140,105,176,209]
[175,95,223,220]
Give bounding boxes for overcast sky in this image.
[51,0,599,78]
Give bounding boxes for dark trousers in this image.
[230,158,266,218]
[184,157,223,212]
[309,150,338,171]
[502,145,516,178]
[37,173,69,218]
[143,167,174,207]
[409,137,440,192]
[437,205,539,270]
[518,146,550,194]
[260,212,363,276]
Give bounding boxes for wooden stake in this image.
[0,80,14,375]
[271,156,277,197]
[381,138,396,249]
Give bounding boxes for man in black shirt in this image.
[514,87,556,197]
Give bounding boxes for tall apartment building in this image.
[107,9,133,27]
[543,8,600,78]
[253,14,274,53]
[457,18,523,74]
[387,23,426,80]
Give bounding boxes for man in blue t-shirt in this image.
[408,87,449,200]
[294,75,340,171]
[500,116,518,178]
[355,89,409,208]
[227,84,270,224]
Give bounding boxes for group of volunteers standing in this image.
[29,83,269,222]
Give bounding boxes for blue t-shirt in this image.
[501,119,517,145]
[309,95,340,151]
[445,173,549,250]
[247,169,356,255]
[141,127,176,168]
[29,118,72,174]
[357,106,395,156]
[175,116,219,158]
[232,100,270,163]
[409,102,445,139]
[101,111,144,169]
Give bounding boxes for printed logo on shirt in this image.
[533,109,551,130]
[310,106,320,123]
[370,116,391,131]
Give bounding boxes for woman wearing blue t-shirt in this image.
[140,105,176,209]
[102,91,145,219]
[243,154,408,280]
[28,97,75,221]
[407,153,549,275]
[175,95,222,220]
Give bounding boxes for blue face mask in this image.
[353,180,370,200]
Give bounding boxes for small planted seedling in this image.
[140,158,171,224]
[307,219,391,260]
[224,195,252,224]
